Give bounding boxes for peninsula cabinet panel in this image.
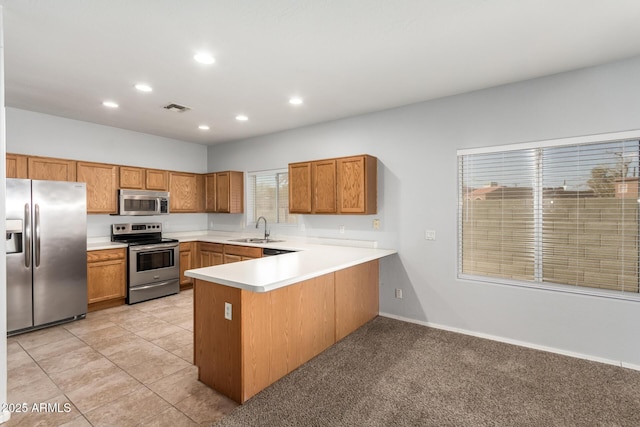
[334,260,379,341]
[119,166,145,189]
[6,153,28,178]
[170,172,199,213]
[215,171,244,213]
[28,156,77,181]
[337,155,377,214]
[145,169,169,191]
[87,248,126,311]
[312,159,337,213]
[288,162,312,213]
[76,162,119,214]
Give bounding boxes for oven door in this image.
[129,242,179,287]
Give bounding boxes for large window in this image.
[246,169,296,226]
[458,131,640,298]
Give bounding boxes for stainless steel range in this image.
[111,223,180,304]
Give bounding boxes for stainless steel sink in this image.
[227,238,285,244]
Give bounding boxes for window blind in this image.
[246,169,296,226]
[459,137,640,296]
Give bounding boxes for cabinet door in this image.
[77,162,119,214]
[28,156,77,181]
[205,173,216,212]
[87,249,126,305]
[198,243,224,267]
[179,242,193,287]
[170,172,199,212]
[215,172,231,213]
[119,166,145,189]
[146,169,169,191]
[312,159,337,213]
[224,253,242,264]
[6,153,28,178]
[337,156,377,214]
[289,162,312,213]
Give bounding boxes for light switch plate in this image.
[224,302,232,320]
[425,230,436,240]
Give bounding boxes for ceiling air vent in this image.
[163,103,191,113]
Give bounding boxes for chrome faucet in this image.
[256,216,270,240]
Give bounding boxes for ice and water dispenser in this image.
[6,219,23,254]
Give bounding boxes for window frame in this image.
[245,168,297,227]
[457,129,640,302]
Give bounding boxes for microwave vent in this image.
[163,103,191,113]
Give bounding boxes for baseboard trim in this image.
[378,312,640,372]
[0,410,11,424]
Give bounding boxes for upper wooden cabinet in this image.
[6,153,28,178]
[289,155,376,215]
[289,162,312,213]
[146,169,169,191]
[76,161,119,214]
[28,156,77,181]
[205,171,243,213]
[170,172,203,213]
[337,155,377,214]
[120,166,169,191]
[119,166,144,189]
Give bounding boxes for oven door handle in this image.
[130,243,178,252]
[130,280,176,291]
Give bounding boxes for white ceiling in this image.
[2,0,640,145]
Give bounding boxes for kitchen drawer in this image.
[87,248,126,262]
[224,244,262,258]
[199,242,224,253]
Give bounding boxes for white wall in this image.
[207,55,640,367]
[6,108,210,237]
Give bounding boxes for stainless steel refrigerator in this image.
[6,178,88,335]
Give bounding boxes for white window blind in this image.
[246,169,297,226]
[459,136,640,297]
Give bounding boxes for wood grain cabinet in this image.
[120,167,169,191]
[223,244,262,263]
[6,153,28,178]
[204,171,244,213]
[169,172,204,213]
[28,156,77,181]
[76,161,119,214]
[198,242,224,268]
[337,155,377,214]
[87,248,126,311]
[179,242,194,289]
[289,154,376,215]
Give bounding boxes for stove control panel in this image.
[112,223,162,235]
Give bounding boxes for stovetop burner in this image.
[111,222,176,245]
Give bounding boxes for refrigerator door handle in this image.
[24,203,31,268]
[35,203,41,268]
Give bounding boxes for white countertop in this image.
[88,231,397,292]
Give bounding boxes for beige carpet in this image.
[214,316,640,426]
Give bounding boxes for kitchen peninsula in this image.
[184,238,396,403]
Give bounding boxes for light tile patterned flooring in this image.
[5,289,238,426]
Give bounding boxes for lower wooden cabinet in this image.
[198,242,224,267]
[87,248,126,312]
[179,242,194,289]
[223,244,262,263]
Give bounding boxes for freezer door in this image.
[32,180,88,326]
[6,179,34,332]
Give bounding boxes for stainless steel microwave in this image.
[118,189,170,216]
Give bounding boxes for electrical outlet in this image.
[300,223,306,232]
[224,302,232,320]
[395,288,403,299]
[339,225,345,234]
[425,230,436,240]
[373,219,380,230]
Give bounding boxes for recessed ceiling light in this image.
[235,115,248,121]
[198,125,210,130]
[134,83,153,92]
[194,53,215,64]
[289,97,303,105]
[102,101,119,108]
